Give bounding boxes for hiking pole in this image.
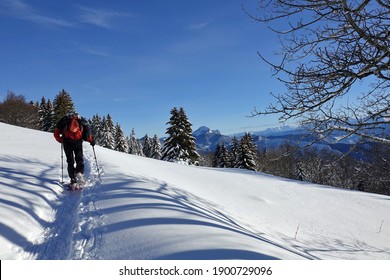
[61,141,64,184]
[92,145,101,182]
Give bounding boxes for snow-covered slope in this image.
[1,122,390,260]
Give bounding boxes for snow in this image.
[1,122,390,260]
[193,126,221,137]
[252,125,302,137]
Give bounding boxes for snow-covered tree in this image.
[38,97,47,131]
[38,97,55,132]
[162,107,199,165]
[235,132,259,171]
[101,114,115,149]
[229,136,240,168]
[128,128,137,155]
[90,114,103,146]
[214,143,231,168]
[142,134,152,158]
[128,128,144,156]
[114,123,128,153]
[213,143,222,167]
[150,134,162,160]
[46,99,56,132]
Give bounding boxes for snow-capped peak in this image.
[193,126,221,136]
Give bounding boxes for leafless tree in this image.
[0,91,39,129]
[247,0,389,144]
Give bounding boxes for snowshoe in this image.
[62,182,82,191]
[70,182,83,191]
[63,177,84,191]
[76,173,85,185]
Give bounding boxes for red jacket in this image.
[53,116,94,144]
[54,127,63,143]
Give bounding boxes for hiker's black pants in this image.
[63,139,84,180]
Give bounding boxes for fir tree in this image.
[150,134,162,160]
[128,128,144,156]
[53,89,75,124]
[46,99,55,132]
[229,136,240,168]
[142,134,152,158]
[114,123,128,153]
[236,132,259,171]
[128,128,137,155]
[90,114,103,145]
[38,97,54,131]
[219,143,231,168]
[38,97,47,131]
[162,107,199,165]
[213,143,231,168]
[213,143,222,167]
[101,114,115,149]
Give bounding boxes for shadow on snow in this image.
[91,174,304,260]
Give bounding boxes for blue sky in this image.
[0,0,286,137]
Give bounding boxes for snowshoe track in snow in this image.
[71,151,105,259]
[33,150,104,259]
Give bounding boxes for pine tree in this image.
[162,107,199,165]
[236,132,259,171]
[219,143,231,168]
[150,134,162,160]
[213,143,222,167]
[46,99,56,132]
[38,97,55,132]
[38,97,47,131]
[229,136,240,168]
[114,123,128,152]
[179,107,199,164]
[90,114,103,145]
[101,114,115,149]
[128,128,137,155]
[142,134,152,158]
[213,143,231,168]
[128,128,144,156]
[53,89,75,125]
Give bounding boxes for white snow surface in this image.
[1,122,390,260]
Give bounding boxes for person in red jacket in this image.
[54,111,95,185]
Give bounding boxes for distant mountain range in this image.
[192,125,304,153]
[192,126,232,153]
[192,125,374,159]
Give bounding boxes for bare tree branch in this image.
[247,0,390,144]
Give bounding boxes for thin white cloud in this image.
[84,84,102,96]
[1,1,133,29]
[186,21,212,31]
[77,43,112,57]
[75,5,133,29]
[1,0,74,27]
[169,30,237,55]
